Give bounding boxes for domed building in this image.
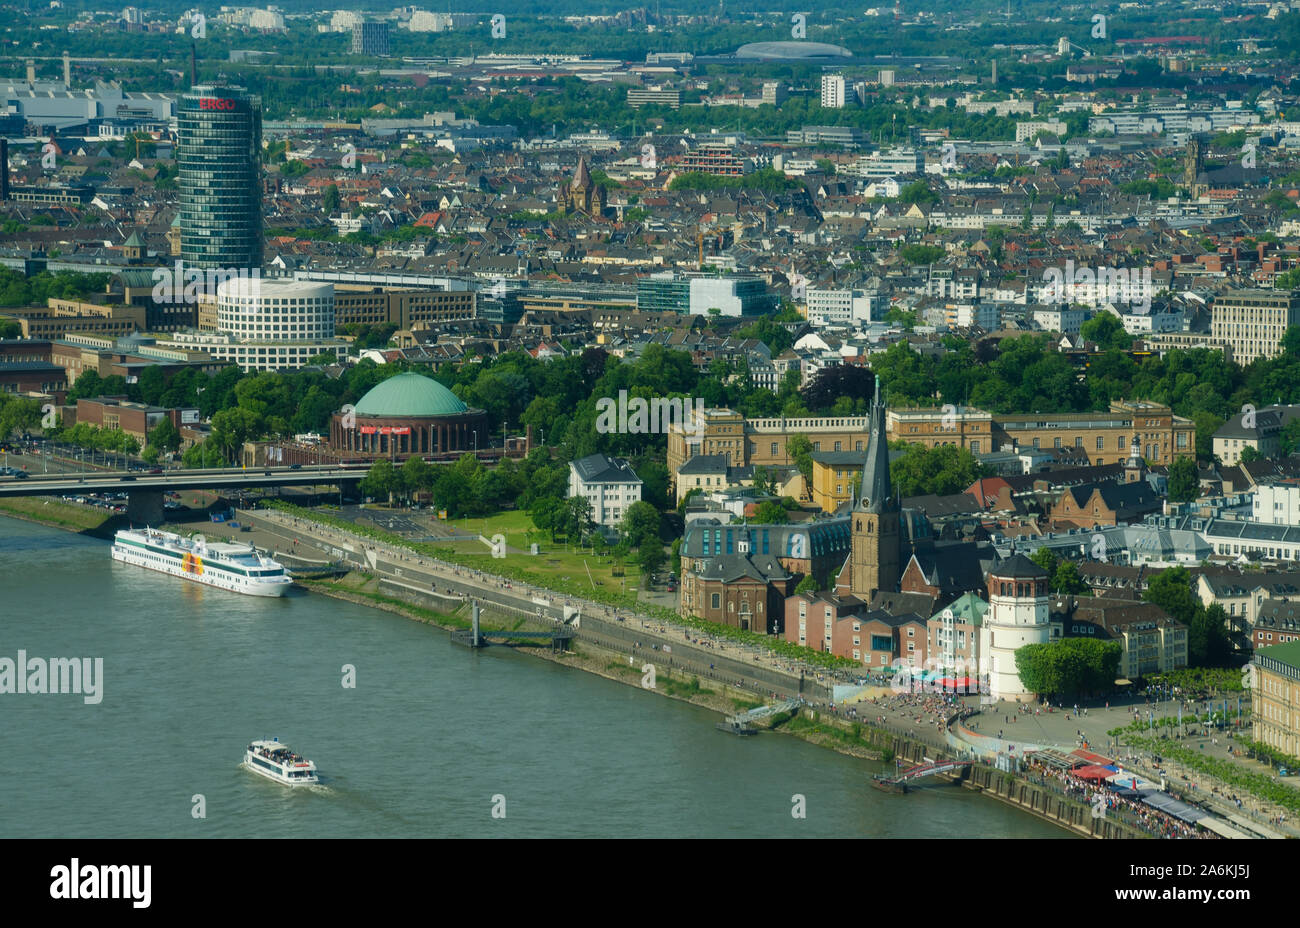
[329,371,489,458]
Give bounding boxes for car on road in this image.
[147,467,163,475]
[13,471,28,479]
[289,463,302,470]
[120,475,135,481]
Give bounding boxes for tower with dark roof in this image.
[849,377,901,601]
[980,554,1051,701]
[558,155,606,216]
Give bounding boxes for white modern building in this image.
[820,74,846,109]
[806,288,875,326]
[978,556,1054,702]
[165,278,349,371]
[568,453,643,531]
[1031,304,1086,334]
[946,301,999,330]
[850,148,924,177]
[1103,303,1185,335]
[1254,483,1300,526]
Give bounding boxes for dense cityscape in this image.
[0,0,1296,870]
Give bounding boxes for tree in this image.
[795,574,819,595]
[147,418,182,454]
[786,434,814,487]
[530,494,563,542]
[322,184,341,216]
[1015,638,1122,698]
[1052,560,1087,595]
[637,543,666,577]
[1143,567,1200,627]
[401,455,432,503]
[1281,418,1300,457]
[1167,457,1199,503]
[359,459,399,504]
[621,500,661,550]
[1030,547,1060,578]
[801,365,876,413]
[1240,446,1262,463]
[1079,312,1134,350]
[890,443,990,497]
[751,500,790,524]
[563,495,593,541]
[1192,604,1233,667]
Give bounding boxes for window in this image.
[711,593,720,610]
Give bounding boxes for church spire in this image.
[860,377,896,513]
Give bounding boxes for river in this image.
[0,516,1068,838]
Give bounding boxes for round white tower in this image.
[979,555,1052,702]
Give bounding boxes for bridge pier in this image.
[126,489,164,526]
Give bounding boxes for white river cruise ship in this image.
[111,527,293,597]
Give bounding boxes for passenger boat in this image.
[243,739,319,786]
[111,527,292,597]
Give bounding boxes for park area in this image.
[348,504,656,603]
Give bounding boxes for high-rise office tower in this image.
[352,21,390,56]
[177,85,263,271]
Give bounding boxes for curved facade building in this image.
[171,277,350,371]
[217,277,334,340]
[329,371,489,457]
[178,86,263,271]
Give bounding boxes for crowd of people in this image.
[1027,761,1216,839]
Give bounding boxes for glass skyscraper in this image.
[177,85,263,271]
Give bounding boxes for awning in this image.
[1073,764,1114,780]
[1140,791,1209,823]
[1198,817,1254,839]
[1029,748,1084,769]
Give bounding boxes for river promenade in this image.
[159,503,1294,839]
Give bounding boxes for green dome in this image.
[353,372,468,417]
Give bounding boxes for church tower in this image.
[850,379,901,601]
[1124,435,1146,484]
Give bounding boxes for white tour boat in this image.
[243,739,319,786]
[111,527,292,597]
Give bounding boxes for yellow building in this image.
[992,400,1194,466]
[811,451,865,513]
[887,405,994,454]
[2,301,146,340]
[1253,641,1300,759]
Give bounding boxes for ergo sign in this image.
[199,98,238,110]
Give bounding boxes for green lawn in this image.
[0,496,111,531]
[356,506,650,596]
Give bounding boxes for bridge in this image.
[873,760,971,792]
[0,465,366,523]
[718,698,803,734]
[451,600,577,652]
